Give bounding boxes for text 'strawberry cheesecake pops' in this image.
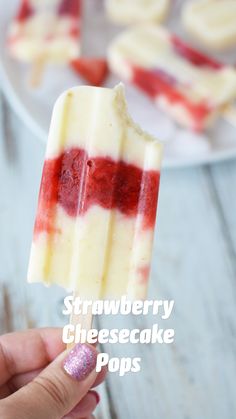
[105,0,170,25]
[108,25,236,131]
[27,85,163,300]
[7,0,81,65]
[182,0,236,51]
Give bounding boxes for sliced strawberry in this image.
[70,58,109,86]
[16,0,34,22]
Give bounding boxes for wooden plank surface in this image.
[1,91,236,418]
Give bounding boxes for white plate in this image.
[1,0,236,169]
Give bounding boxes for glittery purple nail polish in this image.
[63,344,97,381]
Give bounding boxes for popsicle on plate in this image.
[108,25,236,131]
[7,0,81,65]
[182,0,236,51]
[105,0,170,25]
[27,84,163,300]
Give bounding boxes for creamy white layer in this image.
[106,0,169,25]
[182,0,236,50]
[46,84,163,169]
[8,13,79,63]
[28,205,154,300]
[108,25,236,106]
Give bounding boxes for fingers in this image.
[63,391,99,418]
[2,343,98,419]
[8,368,43,391]
[0,328,64,386]
[0,368,43,399]
[3,365,107,396]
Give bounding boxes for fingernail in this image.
[63,344,97,381]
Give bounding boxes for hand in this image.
[0,328,106,419]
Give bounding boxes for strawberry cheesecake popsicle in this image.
[108,25,236,131]
[27,84,163,300]
[105,0,170,25]
[7,0,81,65]
[182,0,236,51]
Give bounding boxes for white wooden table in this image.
[1,90,236,419]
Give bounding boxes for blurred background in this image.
[1,0,236,418]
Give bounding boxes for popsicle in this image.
[108,25,236,131]
[7,0,81,66]
[105,0,170,25]
[27,84,163,300]
[182,0,236,51]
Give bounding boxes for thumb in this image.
[3,343,98,419]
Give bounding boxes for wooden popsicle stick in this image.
[29,55,47,88]
[221,103,236,128]
[67,293,93,350]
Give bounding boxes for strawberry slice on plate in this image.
[70,58,109,86]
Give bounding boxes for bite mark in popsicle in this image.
[28,85,163,300]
